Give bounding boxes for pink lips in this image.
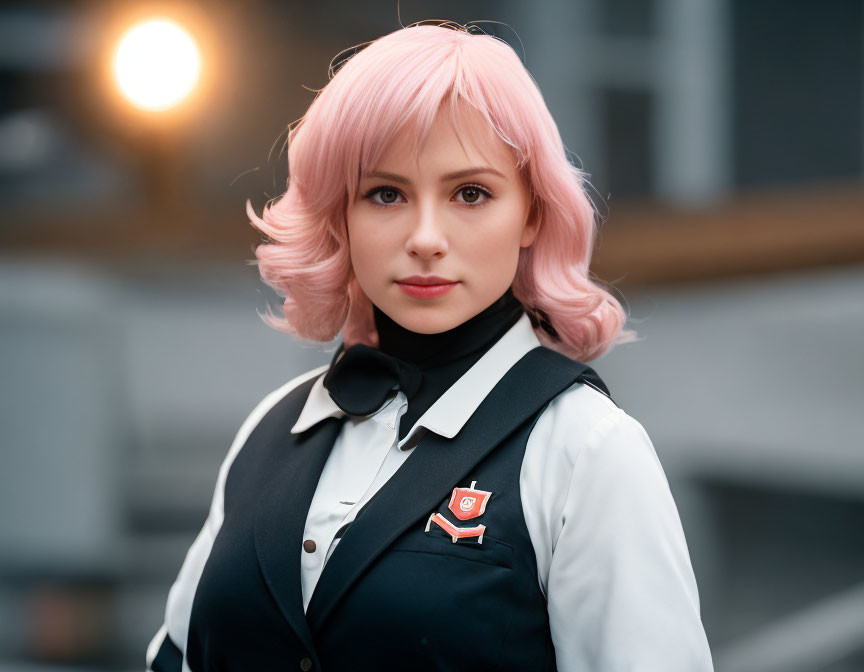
[396,275,459,299]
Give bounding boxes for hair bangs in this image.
[330,28,536,203]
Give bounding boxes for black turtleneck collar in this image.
[376,287,524,440]
[374,287,525,370]
[324,287,526,441]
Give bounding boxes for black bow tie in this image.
[322,344,423,416]
[322,288,525,423]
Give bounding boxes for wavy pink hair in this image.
[247,22,637,361]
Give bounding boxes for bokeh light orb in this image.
[113,19,201,111]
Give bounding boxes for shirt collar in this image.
[290,312,541,447]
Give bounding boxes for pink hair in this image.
[248,22,637,361]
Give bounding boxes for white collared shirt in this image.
[147,313,714,671]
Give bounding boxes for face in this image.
[346,107,539,334]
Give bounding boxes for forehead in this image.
[369,103,517,175]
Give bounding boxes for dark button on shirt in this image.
[300,656,313,671]
[303,539,317,553]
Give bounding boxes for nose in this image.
[404,201,448,260]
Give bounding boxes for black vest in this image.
[154,346,611,671]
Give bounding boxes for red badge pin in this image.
[425,512,486,543]
[447,480,492,521]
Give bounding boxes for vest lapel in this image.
[252,384,344,659]
[305,346,590,634]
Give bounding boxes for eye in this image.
[362,186,404,207]
[360,184,493,208]
[455,184,492,206]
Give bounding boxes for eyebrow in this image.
[361,166,507,184]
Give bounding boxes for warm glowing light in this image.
[113,19,201,111]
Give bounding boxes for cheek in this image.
[349,240,372,280]
[467,221,524,268]
[348,221,388,280]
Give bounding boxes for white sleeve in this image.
[145,514,220,672]
[145,365,329,671]
[545,406,714,671]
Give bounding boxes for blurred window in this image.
[597,0,656,37]
[732,0,864,187]
[599,87,655,199]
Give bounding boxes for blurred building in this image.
[0,1,862,670]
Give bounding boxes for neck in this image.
[373,287,525,369]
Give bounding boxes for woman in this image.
[147,22,714,671]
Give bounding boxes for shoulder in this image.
[531,383,669,506]
[527,378,667,495]
[531,379,630,466]
[522,378,640,503]
[206,364,330,522]
[521,379,680,594]
[232,363,330,448]
[521,379,667,546]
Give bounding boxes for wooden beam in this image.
[591,181,864,286]
[3,182,863,286]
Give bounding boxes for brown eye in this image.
[455,184,492,206]
[461,187,480,203]
[363,186,403,206]
[380,188,399,204]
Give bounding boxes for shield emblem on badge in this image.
[448,480,492,520]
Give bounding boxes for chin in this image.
[391,305,466,335]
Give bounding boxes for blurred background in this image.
[0,0,862,670]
